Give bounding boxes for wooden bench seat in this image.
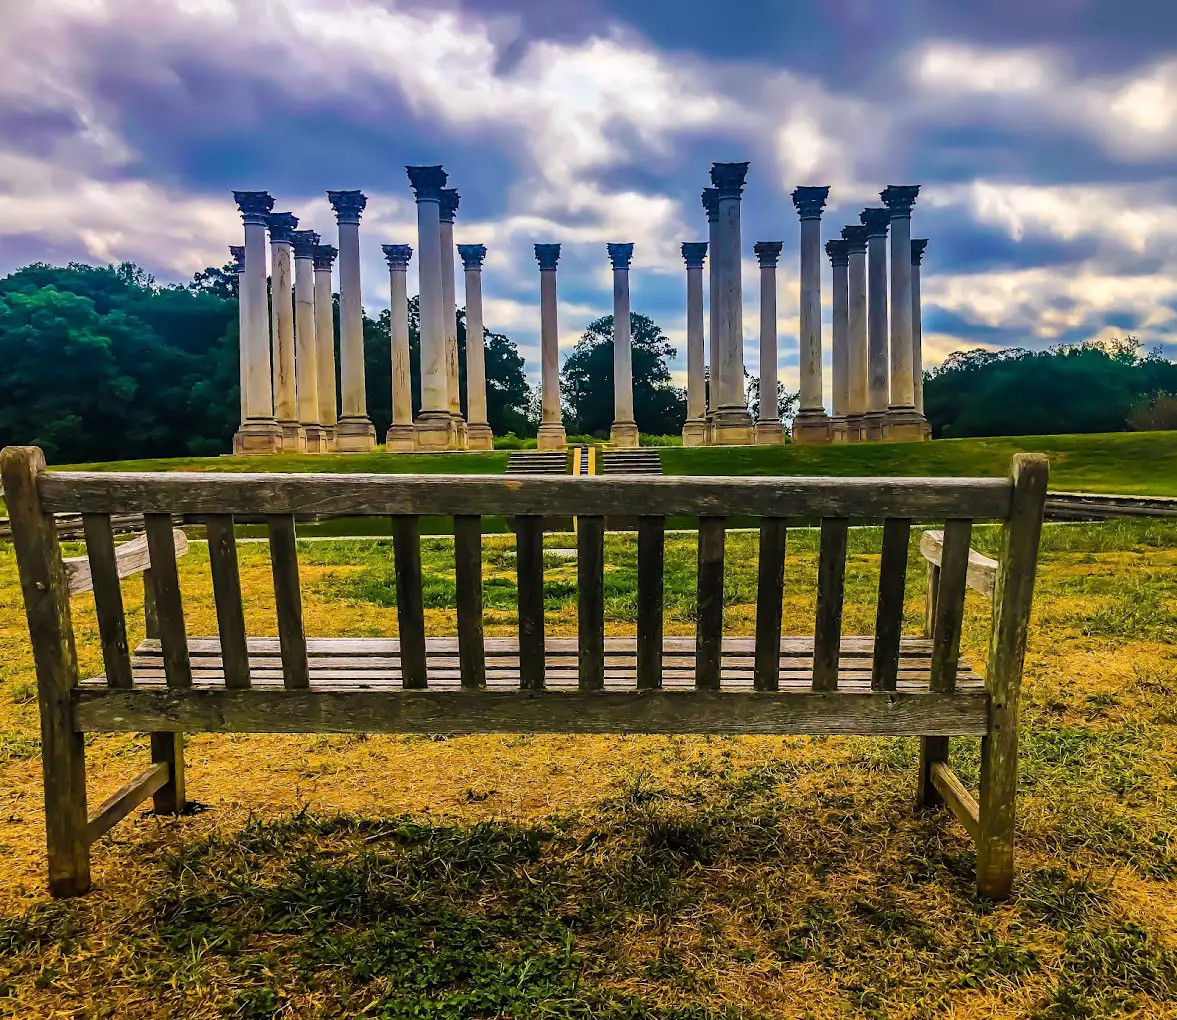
[1,446,1048,901]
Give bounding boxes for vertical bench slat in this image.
[695,516,726,690]
[204,515,251,690]
[266,514,309,690]
[871,517,912,692]
[144,512,191,689]
[516,515,546,690]
[929,518,973,693]
[812,517,849,692]
[577,516,605,691]
[753,518,788,692]
[81,514,133,690]
[453,515,485,689]
[636,516,665,691]
[392,515,428,690]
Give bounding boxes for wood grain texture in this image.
[0,446,90,897]
[753,519,788,692]
[977,453,1049,900]
[81,514,132,690]
[577,516,605,691]
[65,528,189,597]
[636,517,665,691]
[85,763,169,845]
[392,516,427,689]
[204,515,250,690]
[695,517,726,690]
[266,515,309,690]
[150,732,186,814]
[812,518,849,692]
[919,530,996,598]
[929,518,973,693]
[453,516,486,689]
[73,687,991,737]
[515,516,545,690]
[40,471,1014,520]
[144,513,192,690]
[871,518,911,692]
[930,761,980,841]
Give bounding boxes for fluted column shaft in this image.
[753,241,784,445]
[439,188,464,446]
[292,231,321,447]
[709,162,753,444]
[534,244,566,450]
[406,167,451,449]
[231,245,246,420]
[459,244,493,450]
[327,190,375,451]
[702,189,720,419]
[681,242,707,446]
[827,241,850,422]
[312,245,338,443]
[861,207,891,437]
[268,214,299,441]
[882,186,920,414]
[791,186,832,443]
[608,243,637,446]
[912,239,928,416]
[842,226,869,433]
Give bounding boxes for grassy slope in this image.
[65,450,510,475]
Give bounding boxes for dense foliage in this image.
[924,339,1177,438]
[560,313,686,437]
[0,261,534,462]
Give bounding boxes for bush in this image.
[1130,393,1177,432]
[493,433,537,450]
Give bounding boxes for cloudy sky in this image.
[3,0,1177,397]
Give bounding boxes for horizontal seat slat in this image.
[39,471,1014,520]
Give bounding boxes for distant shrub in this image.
[640,434,682,447]
[493,433,537,450]
[1130,392,1177,432]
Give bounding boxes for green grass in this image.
[61,450,510,475]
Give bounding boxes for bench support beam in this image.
[86,762,170,845]
[929,761,979,840]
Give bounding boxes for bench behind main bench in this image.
[1,447,1048,901]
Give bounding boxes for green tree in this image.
[560,313,686,437]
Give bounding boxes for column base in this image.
[303,424,330,453]
[828,416,850,444]
[610,421,640,448]
[334,416,377,453]
[791,410,833,445]
[278,420,306,453]
[232,420,283,455]
[385,423,417,452]
[862,411,887,442]
[413,412,456,451]
[710,407,754,446]
[884,406,927,443]
[322,424,337,451]
[843,415,866,443]
[537,422,567,450]
[466,423,495,451]
[682,419,707,447]
[452,414,469,450]
[754,420,786,445]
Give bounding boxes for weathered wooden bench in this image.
[1,446,1047,901]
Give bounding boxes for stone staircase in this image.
[599,448,664,475]
[505,450,570,475]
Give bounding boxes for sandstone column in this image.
[681,241,708,446]
[607,243,639,447]
[268,211,304,451]
[701,187,720,441]
[312,244,339,449]
[407,166,454,450]
[535,244,567,450]
[458,244,494,451]
[841,225,869,443]
[230,245,246,422]
[292,230,326,453]
[753,241,785,445]
[790,186,832,444]
[439,188,467,448]
[382,244,416,452]
[825,240,850,443]
[231,192,281,454]
[860,207,891,441]
[710,162,754,445]
[880,185,923,441]
[911,238,929,424]
[326,191,376,452]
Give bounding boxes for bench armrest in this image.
[65,528,189,597]
[919,529,997,599]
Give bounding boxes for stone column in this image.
[710,162,754,445]
[458,244,494,451]
[825,239,850,443]
[701,187,720,441]
[681,241,708,446]
[881,185,923,441]
[535,244,567,450]
[406,166,454,450]
[841,225,869,443]
[382,244,416,452]
[267,211,304,451]
[326,190,376,452]
[231,192,281,454]
[292,230,326,452]
[607,243,639,447]
[752,241,785,445]
[860,207,891,441]
[790,186,832,444]
[439,188,467,448]
[312,244,339,449]
[230,245,246,422]
[911,238,929,424]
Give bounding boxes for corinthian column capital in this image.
[860,207,891,236]
[825,239,849,267]
[840,224,869,254]
[911,238,929,265]
[607,243,634,269]
[681,241,707,269]
[229,245,245,273]
[382,244,413,270]
[880,184,921,217]
[701,187,719,223]
[458,244,487,270]
[327,190,367,225]
[291,229,320,259]
[534,244,561,271]
[791,186,830,220]
[266,211,299,243]
[710,161,750,199]
[439,188,461,224]
[406,165,447,202]
[233,190,274,226]
[312,244,338,271]
[754,240,783,267]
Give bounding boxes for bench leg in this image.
[43,725,91,898]
[916,736,948,809]
[150,733,186,814]
[976,731,1016,900]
